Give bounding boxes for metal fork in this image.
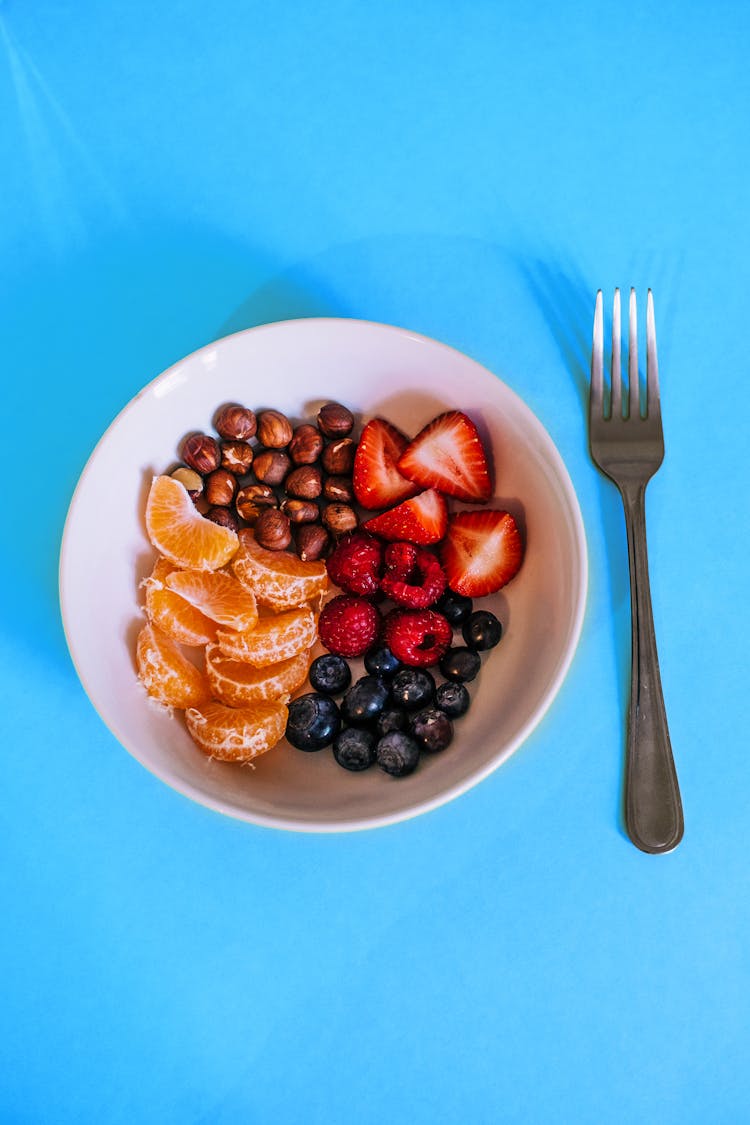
[590,288,684,854]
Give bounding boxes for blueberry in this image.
[333,727,377,771]
[390,668,435,711]
[435,681,471,718]
[309,654,352,695]
[341,675,390,726]
[286,692,341,751]
[374,708,409,737]
[364,644,402,679]
[439,646,482,683]
[410,707,454,753]
[376,731,421,777]
[437,589,473,626]
[462,610,502,651]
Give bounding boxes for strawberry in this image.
[352,418,421,510]
[363,490,448,545]
[440,510,524,597]
[398,410,492,503]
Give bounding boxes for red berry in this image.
[398,410,492,502]
[363,489,448,545]
[441,509,524,597]
[380,542,447,608]
[326,531,384,596]
[319,595,383,658]
[384,608,452,667]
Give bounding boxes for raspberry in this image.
[384,608,452,667]
[319,595,382,658]
[326,531,384,597]
[380,542,447,608]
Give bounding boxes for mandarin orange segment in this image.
[232,529,328,610]
[142,558,218,646]
[136,622,211,708]
[205,645,311,707]
[216,605,316,667]
[165,569,258,631]
[145,475,239,571]
[185,700,287,762]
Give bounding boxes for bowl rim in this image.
[59,316,589,833]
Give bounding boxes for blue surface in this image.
[2,3,749,1122]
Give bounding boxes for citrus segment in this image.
[145,475,238,571]
[165,569,258,631]
[142,558,217,646]
[216,606,316,667]
[232,529,328,610]
[205,645,310,707]
[185,700,287,762]
[136,622,210,708]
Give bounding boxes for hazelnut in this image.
[257,409,293,448]
[206,506,240,533]
[281,499,320,524]
[182,433,221,474]
[254,508,292,551]
[235,484,277,523]
[322,503,358,535]
[285,465,323,499]
[253,450,291,485]
[323,475,354,503]
[296,523,330,561]
[318,402,354,437]
[289,424,324,465]
[215,403,257,441]
[204,469,237,507]
[220,440,254,475]
[321,437,355,475]
[170,466,203,497]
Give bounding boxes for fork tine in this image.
[646,289,660,417]
[591,289,603,417]
[628,288,640,419]
[611,288,622,419]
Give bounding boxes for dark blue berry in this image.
[376,731,421,777]
[374,708,409,737]
[286,692,341,751]
[364,644,402,679]
[309,653,352,695]
[341,675,390,726]
[462,610,502,651]
[435,681,471,717]
[410,707,454,753]
[390,668,435,711]
[333,727,377,771]
[439,646,481,683]
[437,589,473,626]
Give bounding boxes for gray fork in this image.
[589,288,684,854]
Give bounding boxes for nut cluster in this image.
[169,400,358,559]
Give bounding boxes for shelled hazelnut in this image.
[281,499,320,524]
[323,475,354,503]
[170,466,203,498]
[215,403,257,441]
[322,504,358,535]
[285,465,323,499]
[257,409,293,448]
[253,450,291,486]
[318,402,354,437]
[220,440,254,475]
[295,523,330,561]
[321,437,355,475]
[289,424,323,465]
[254,508,292,551]
[235,484,277,523]
[182,433,221,474]
[206,506,240,533]
[204,469,237,507]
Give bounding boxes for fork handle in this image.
[620,482,684,853]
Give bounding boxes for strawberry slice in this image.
[398,410,492,503]
[440,510,523,596]
[363,490,448,545]
[352,418,421,510]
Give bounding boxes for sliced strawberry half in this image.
[440,509,523,597]
[352,418,421,510]
[398,410,492,503]
[363,490,448,545]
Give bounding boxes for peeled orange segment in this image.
[205,645,310,707]
[142,558,218,646]
[145,475,239,571]
[185,700,287,762]
[136,622,210,708]
[216,605,316,667]
[232,529,328,610]
[164,569,258,631]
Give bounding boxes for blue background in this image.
[2,2,748,1122]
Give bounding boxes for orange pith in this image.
[136,622,211,708]
[205,645,311,707]
[216,605,316,666]
[185,700,287,762]
[145,475,239,571]
[142,558,218,646]
[232,529,328,610]
[165,569,258,631]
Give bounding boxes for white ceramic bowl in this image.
[60,318,587,832]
